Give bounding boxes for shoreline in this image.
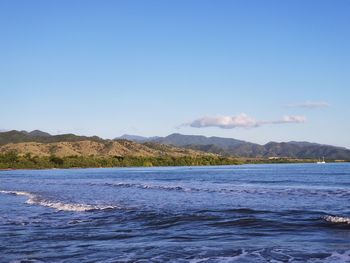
[1,153,318,171]
[1,160,342,172]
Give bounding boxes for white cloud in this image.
[287,101,330,108]
[189,113,258,129]
[268,115,307,124]
[185,113,306,129]
[281,115,306,123]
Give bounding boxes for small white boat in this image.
[317,157,326,164]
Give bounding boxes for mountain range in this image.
[116,133,350,160]
[0,130,213,158]
[0,130,349,160]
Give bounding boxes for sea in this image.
[0,163,349,262]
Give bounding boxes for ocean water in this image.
[0,163,350,263]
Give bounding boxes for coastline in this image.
[0,158,323,171]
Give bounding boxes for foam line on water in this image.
[188,249,350,263]
[101,182,195,192]
[92,182,350,199]
[323,215,350,224]
[0,190,117,212]
[318,250,350,263]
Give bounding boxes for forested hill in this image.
[0,130,104,145]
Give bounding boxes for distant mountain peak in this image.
[28,130,51,137]
[116,134,150,142]
[115,134,161,143]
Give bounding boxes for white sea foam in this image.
[316,250,350,263]
[187,249,350,263]
[323,215,350,224]
[0,190,35,199]
[187,249,276,263]
[104,182,195,192]
[0,190,117,212]
[26,199,117,212]
[93,182,350,199]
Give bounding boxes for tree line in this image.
[0,152,243,169]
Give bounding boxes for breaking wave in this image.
[321,250,350,263]
[186,248,350,263]
[91,182,350,198]
[0,190,117,212]
[102,182,195,192]
[323,215,350,225]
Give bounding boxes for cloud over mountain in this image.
[185,113,306,129]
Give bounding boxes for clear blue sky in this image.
[1,0,349,147]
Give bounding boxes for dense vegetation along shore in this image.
[0,152,316,170]
[0,152,242,169]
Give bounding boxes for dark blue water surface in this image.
[1,163,350,262]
